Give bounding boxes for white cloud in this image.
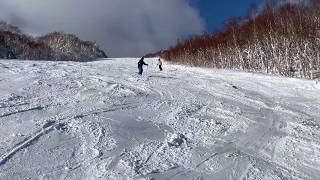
[0,0,205,56]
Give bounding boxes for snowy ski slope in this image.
[0,58,320,180]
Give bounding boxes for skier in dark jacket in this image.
[157,58,163,71]
[138,57,148,75]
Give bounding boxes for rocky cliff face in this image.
[0,21,107,61]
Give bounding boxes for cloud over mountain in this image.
[0,0,205,56]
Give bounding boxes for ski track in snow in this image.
[0,58,320,180]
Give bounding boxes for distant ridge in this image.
[0,21,107,61]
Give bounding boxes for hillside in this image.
[0,21,22,34]
[0,58,319,179]
[151,1,320,79]
[38,32,107,61]
[0,21,107,61]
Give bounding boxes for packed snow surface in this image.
[0,58,320,180]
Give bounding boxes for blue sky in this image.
[190,0,263,32]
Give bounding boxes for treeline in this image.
[0,21,107,61]
[151,0,320,78]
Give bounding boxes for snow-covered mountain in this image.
[0,21,107,61]
[0,58,319,179]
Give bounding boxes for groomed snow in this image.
[0,58,320,180]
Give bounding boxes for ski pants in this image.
[138,67,143,75]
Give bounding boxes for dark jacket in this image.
[138,57,148,68]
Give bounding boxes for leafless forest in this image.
[152,0,320,79]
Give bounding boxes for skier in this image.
[157,58,163,71]
[138,57,148,75]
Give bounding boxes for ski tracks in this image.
[1,59,320,179]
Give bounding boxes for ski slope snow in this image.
[0,58,320,180]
